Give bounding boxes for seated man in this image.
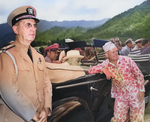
[121,38,133,56]
[132,38,143,51]
[46,50,86,83]
[63,50,84,66]
[128,39,143,56]
[44,43,60,63]
[141,39,150,54]
[114,37,122,54]
[142,38,150,48]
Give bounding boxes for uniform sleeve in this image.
[43,59,52,115]
[0,53,36,121]
[88,59,108,74]
[129,57,145,92]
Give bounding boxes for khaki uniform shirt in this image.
[0,41,52,122]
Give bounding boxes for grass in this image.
[144,97,150,122]
[145,98,150,114]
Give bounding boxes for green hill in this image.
[34,1,150,46]
[81,1,150,43]
[33,26,87,46]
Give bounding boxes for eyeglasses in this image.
[25,22,37,29]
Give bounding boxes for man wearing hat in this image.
[44,43,60,63]
[132,38,143,51]
[88,42,145,121]
[63,50,84,66]
[0,6,52,122]
[114,37,122,53]
[121,38,133,56]
[141,39,150,54]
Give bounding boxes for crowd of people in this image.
[110,37,150,56]
[0,5,149,122]
[41,37,149,121]
[42,37,150,66]
[42,37,148,121]
[42,43,84,66]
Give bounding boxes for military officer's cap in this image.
[7,6,39,26]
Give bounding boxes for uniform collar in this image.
[13,40,29,52]
[13,40,33,64]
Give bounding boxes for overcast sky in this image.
[0,0,146,24]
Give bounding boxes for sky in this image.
[0,0,146,24]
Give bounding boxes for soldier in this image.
[89,42,145,122]
[0,6,52,122]
[44,43,60,63]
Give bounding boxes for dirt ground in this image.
[145,114,150,122]
[144,99,150,122]
[144,115,150,122]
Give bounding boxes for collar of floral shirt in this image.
[109,58,120,67]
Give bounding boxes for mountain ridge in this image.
[0,19,109,48]
[1,1,149,47]
[37,18,109,31]
[81,1,150,42]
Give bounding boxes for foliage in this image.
[34,1,150,46]
[80,1,150,43]
[33,26,87,46]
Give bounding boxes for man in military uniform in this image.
[44,43,60,63]
[0,6,52,122]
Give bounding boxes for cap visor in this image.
[16,15,39,23]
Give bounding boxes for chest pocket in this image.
[17,58,30,71]
[37,57,45,71]
[37,63,44,71]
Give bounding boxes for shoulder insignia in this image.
[0,44,15,51]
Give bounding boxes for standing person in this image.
[88,42,145,122]
[0,6,52,122]
[121,38,133,56]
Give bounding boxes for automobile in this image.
[46,39,150,122]
[46,62,112,122]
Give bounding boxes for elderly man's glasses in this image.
[25,23,38,29]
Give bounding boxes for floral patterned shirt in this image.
[88,56,145,99]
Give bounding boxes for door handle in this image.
[90,86,98,91]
